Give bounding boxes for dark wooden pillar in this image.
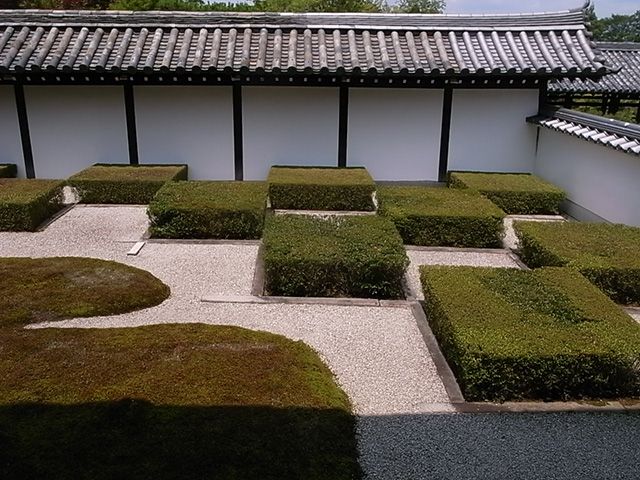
[438,86,453,183]
[14,83,35,178]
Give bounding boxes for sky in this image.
[445,1,638,17]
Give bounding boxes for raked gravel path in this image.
[2,206,639,479]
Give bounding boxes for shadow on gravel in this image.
[358,411,640,480]
[0,401,359,480]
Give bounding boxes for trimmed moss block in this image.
[0,179,64,231]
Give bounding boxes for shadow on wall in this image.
[1,402,639,480]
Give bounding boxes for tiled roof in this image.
[550,42,640,94]
[527,107,640,155]
[0,5,607,77]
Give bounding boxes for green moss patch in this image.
[514,221,640,305]
[378,185,505,247]
[0,324,359,479]
[0,164,17,178]
[263,214,408,298]
[0,257,170,326]
[449,172,566,214]
[68,164,188,204]
[420,265,640,402]
[0,179,64,231]
[268,166,375,211]
[148,181,267,239]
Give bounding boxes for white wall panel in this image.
[535,128,640,226]
[242,87,339,180]
[347,88,443,181]
[25,86,128,179]
[0,86,23,177]
[135,86,234,180]
[449,89,538,173]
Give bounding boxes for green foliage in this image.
[263,214,408,298]
[268,166,375,211]
[591,10,640,42]
[148,180,267,239]
[0,179,64,231]
[449,172,566,215]
[389,0,443,13]
[573,105,638,124]
[0,257,170,326]
[0,324,359,479]
[514,221,640,306]
[0,164,17,178]
[108,0,256,11]
[420,265,640,401]
[68,164,188,204]
[377,185,504,247]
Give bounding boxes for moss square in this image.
[420,265,640,401]
[514,221,640,305]
[263,214,408,299]
[148,181,267,239]
[377,186,505,247]
[0,179,64,231]
[267,166,375,211]
[0,164,17,178]
[449,172,566,214]
[68,163,188,204]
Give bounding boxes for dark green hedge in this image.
[377,185,505,247]
[0,179,64,231]
[449,172,566,214]
[68,164,188,204]
[420,265,640,401]
[0,164,17,178]
[267,166,375,211]
[263,215,408,299]
[148,181,267,239]
[514,221,640,306]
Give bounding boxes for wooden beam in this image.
[14,83,35,178]
[232,84,243,181]
[338,86,349,167]
[438,86,453,183]
[123,84,139,165]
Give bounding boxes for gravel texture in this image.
[503,214,566,250]
[406,249,521,300]
[5,206,638,480]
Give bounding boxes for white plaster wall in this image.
[0,86,24,177]
[135,86,234,180]
[347,88,443,181]
[534,128,640,226]
[242,87,339,180]
[25,86,128,179]
[449,89,539,173]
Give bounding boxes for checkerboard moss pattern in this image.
[0,179,64,231]
[263,214,409,299]
[420,265,640,402]
[377,185,505,247]
[448,172,566,214]
[148,181,267,239]
[267,166,376,211]
[68,164,188,204]
[515,221,640,306]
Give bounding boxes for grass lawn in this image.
[0,257,170,326]
[0,324,359,479]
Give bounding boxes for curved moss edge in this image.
[0,257,170,326]
[0,324,361,479]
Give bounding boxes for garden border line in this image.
[35,204,75,232]
[405,245,512,254]
[145,238,262,246]
[507,250,530,270]
[274,209,377,216]
[251,241,266,296]
[200,295,411,308]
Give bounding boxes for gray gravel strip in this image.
[406,249,521,300]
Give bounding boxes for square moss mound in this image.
[420,265,640,402]
[0,179,64,231]
[514,221,640,306]
[263,215,408,299]
[68,164,188,204]
[0,164,17,178]
[377,186,505,247]
[449,172,566,214]
[148,181,267,239]
[267,166,375,211]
